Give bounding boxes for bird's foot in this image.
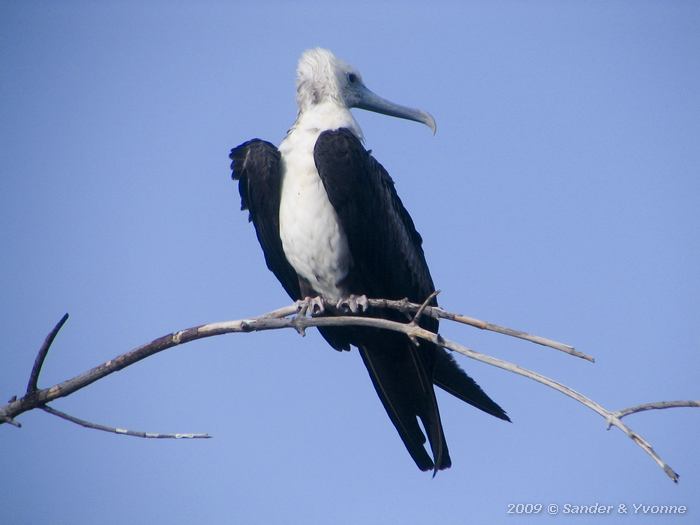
[336,294,369,314]
[296,296,326,317]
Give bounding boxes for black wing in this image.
[315,129,508,420]
[314,129,435,304]
[230,138,352,352]
[314,129,508,471]
[314,129,448,471]
[230,139,301,300]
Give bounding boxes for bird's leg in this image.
[296,296,326,317]
[336,294,369,314]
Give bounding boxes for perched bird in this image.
[230,48,508,473]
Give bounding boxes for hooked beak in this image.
[354,86,437,134]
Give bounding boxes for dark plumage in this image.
[230,127,508,473]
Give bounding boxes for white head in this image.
[295,48,436,133]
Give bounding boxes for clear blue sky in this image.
[2,2,698,524]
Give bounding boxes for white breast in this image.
[278,104,361,301]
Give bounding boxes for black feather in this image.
[230,130,509,472]
[230,140,300,300]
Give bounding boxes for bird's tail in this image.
[357,330,450,473]
[434,349,510,421]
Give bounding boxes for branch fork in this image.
[7,312,210,440]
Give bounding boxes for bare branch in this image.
[365,298,591,361]
[259,298,586,360]
[406,326,682,483]
[41,405,211,439]
[26,313,69,394]
[615,400,700,420]
[1,299,696,483]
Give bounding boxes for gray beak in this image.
[354,86,437,134]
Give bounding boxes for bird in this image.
[229,48,508,473]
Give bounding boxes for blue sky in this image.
[1,2,699,524]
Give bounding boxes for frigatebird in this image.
[230,48,508,473]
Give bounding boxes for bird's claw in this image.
[296,296,325,317]
[336,294,369,314]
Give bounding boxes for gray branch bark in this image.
[1,299,697,482]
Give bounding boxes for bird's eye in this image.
[348,73,358,84]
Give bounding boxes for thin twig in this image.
[404,291,441,346]
[41,405,211,439]
[366,298,591,361]
[410,290,441,325]
[26,313,69,393]
[615,400,700,420]
[0,414,21,427]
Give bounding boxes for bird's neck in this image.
[285,101,363,145]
